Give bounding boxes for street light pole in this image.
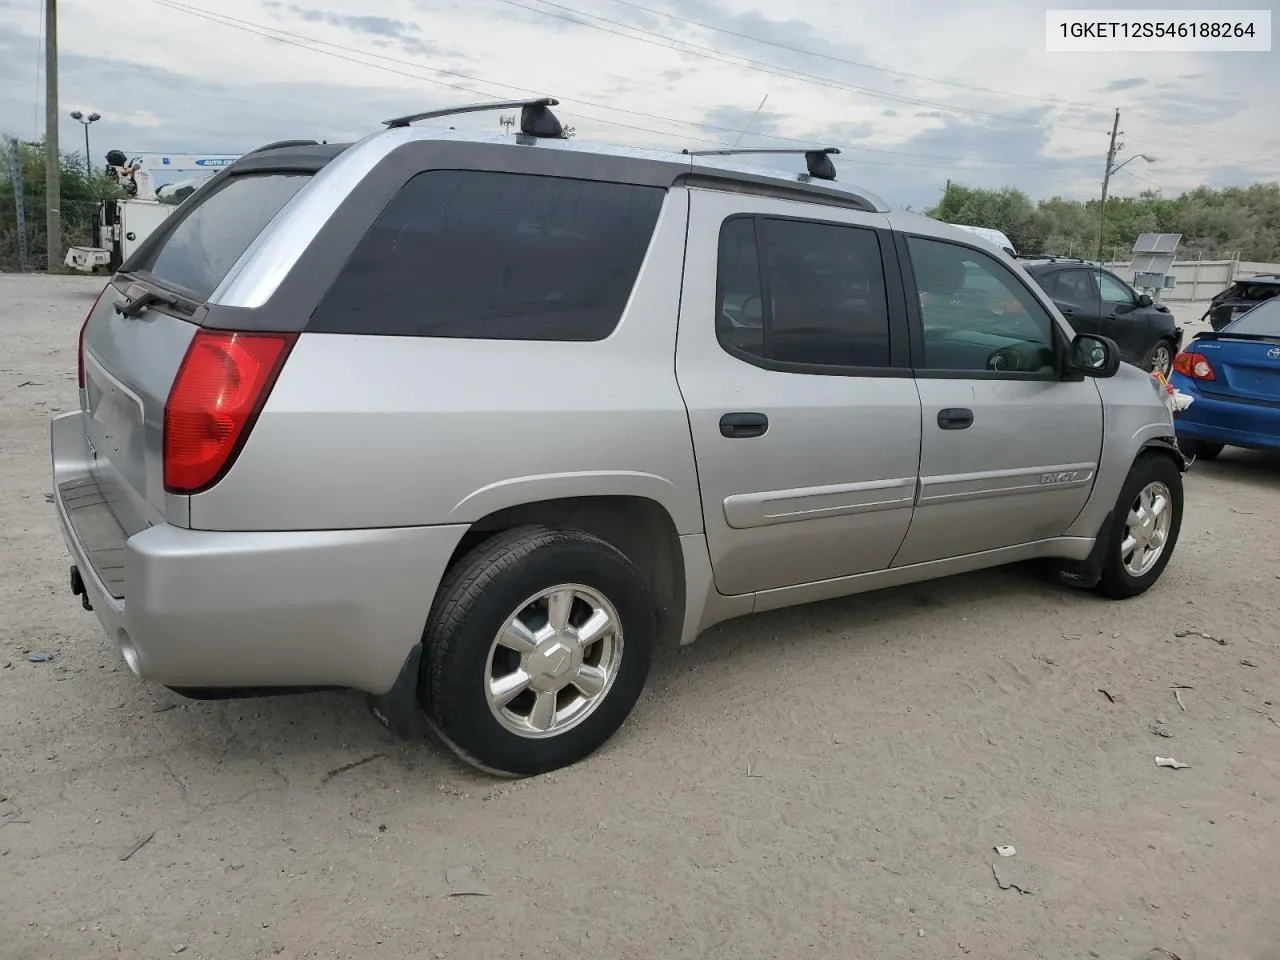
[70,111,100,179]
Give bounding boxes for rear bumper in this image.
[51,410,468,694]
[1169,382,1280,452]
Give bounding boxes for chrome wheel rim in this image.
[1121,481,1173,577]
[1150,344,1172,376]
[484,583,624,739]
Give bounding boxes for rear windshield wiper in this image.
[114,283,189,318]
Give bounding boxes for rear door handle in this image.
[719,412,769,439]
[937,408,974,430]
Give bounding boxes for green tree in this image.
[927,181,1280,262]
[1,137,124,270]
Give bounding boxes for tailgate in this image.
[80,283,198,528]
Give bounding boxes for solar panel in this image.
[1132,233,1182,254]
[1131,253,1177,275]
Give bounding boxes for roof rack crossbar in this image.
[682,146,841,181]
[383,97,560,129]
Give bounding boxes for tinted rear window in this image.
[136,172,311,300]
[1222,281,1280,302]
[309,170,665,341]
[1225,298,1280,337]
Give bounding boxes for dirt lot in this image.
[2,273,1278,960]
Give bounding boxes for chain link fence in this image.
[0,198,102,271]
[2,138,118,271]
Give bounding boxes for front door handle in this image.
[719,412,769,439]
[937,407,974,430]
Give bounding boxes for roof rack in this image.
[383,97,565,138]
[683,146,840,182]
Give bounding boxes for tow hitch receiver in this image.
[69,564,93,611]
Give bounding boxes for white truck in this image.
[64,151,239,273]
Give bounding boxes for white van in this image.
[949,224,1017,257]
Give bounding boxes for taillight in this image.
[77,284,109,389]
[1172,351,1215,381]
[163,330,297,494]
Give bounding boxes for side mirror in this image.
[1136,293,1154,308]
[1067,333,1121,378]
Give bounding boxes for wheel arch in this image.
[1139,435,1190,474]
[445,495,688,652]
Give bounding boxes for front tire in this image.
[1094,455,1183,600]
[421,526,656,777]
[1143,339,1175,377]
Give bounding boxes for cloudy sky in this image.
[0,0,1274,208]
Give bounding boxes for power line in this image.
[500,0,1237,160]
[600,0,1098,112]
[1118,167,1165,191]
[601,0,1217,153]
[498,0,1091,129]
[142,0,1092,170]
[145,0,727,147]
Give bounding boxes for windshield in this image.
[1223,297,1280,337]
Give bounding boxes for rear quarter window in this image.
[134,172,312,301]
[308,170,666,341]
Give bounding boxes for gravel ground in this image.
[2,274,1278,960]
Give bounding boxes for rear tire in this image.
[1177,437,1223,461]
[1094,455,1183,600]
[421,526,656,777]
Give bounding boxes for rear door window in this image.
[715,215,893,369]
[135,173,312,300]
[309,171,666,341]
[1050,269,1097,303]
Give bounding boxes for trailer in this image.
[64,150,239,273]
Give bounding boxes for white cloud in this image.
[1,0,1275,208]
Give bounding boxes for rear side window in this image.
[716,215,892,369]
[309,171,666,341]
[137,173,311,300]
[1048,269,1096,303]
[1225,298,1280,336]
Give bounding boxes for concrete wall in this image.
[1103,258,1280,301]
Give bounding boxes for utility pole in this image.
[44,0,60,272]
[1096,108,1120,265]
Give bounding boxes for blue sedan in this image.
[1169,297,1280,459]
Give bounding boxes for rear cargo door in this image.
[78,170,314,531]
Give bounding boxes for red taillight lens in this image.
[1172,351,1215,381]
[163,330,296,494]
[77,284,110,389]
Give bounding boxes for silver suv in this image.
[52,99,1187,776]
